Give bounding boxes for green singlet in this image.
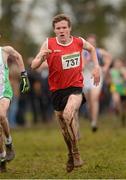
[110,68,126,95]
[0,47,13,100]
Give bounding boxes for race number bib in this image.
[61,52,80,70]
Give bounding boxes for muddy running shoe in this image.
[92,126,98,132]
[5,143,15,162]
[0,158,6,172]
[73,152,84,168]
[66,153,74,173]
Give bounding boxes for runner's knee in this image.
[63,108,73,124]
[0,112,6,124]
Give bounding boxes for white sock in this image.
[0,151,6,159]
[91,120,97,127]
[5,136,12,145]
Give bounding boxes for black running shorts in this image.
[51,87,86,111]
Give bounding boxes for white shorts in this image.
[83,69,103,94]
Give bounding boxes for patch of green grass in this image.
[1,114,126,179]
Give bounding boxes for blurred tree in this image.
[55,0,126,58]
[0,0,19,43]
[0,0,38,62]
[119,0,126,58]
[0,0,126,59]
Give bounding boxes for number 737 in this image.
[66,58,78,67]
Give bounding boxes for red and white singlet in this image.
[47,36,84,92]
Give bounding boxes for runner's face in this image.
[54,20,71,44]
[87,37,96,47]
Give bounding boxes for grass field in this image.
[1,114,126,179]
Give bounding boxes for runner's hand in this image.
[92,66,100,86]
[20,71,30,94]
